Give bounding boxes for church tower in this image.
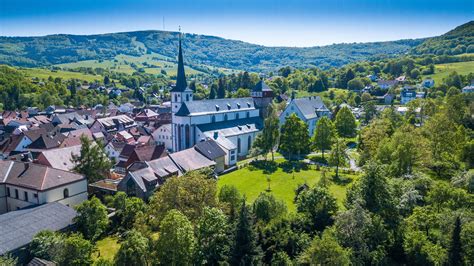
[171,32,193,152]
[252,79,274,117]
[171,34,193,114]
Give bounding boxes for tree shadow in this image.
[249,160,278,174]
[279,161,309,173]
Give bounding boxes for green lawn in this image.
[94,236,120,264]
[423,61,474,84]
[218,161,359,212]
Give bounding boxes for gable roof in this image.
[292,96,329,120]
[169,148,216,172]
[0,203,77,255]
[36,145,82,171]
[194,139,227,160]
[0,161,85,191]
[176,97,256,116]
[198,117,263,138]
[27,133,66,150]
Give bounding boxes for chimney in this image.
[213,131,218,139]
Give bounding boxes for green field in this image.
[94,236,120,264]
[20,68,103,82]
[218,161,358,212]
[423,60,474,84]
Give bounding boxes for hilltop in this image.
[0,21,472,73]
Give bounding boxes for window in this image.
[24,191,28,202]
[186,94,189,101]
[246,111,250,118]
[224,114,228,121]
[33,193,38,198]
[6,187,10,197]
[248,136,252,151]
[237,138,241,153]
[63,188,69,198]
[211,115,216,123]
[174,94,177,102]
[236,113,240,119]
[230,155,235,161]
[15,189,18,199]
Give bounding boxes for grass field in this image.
[94,236,120,264]
[20,68,103,82]
[423,60,474,84]
[218,161,359,212]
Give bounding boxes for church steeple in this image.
[173,32,188,92]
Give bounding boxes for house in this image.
[400,89,425,104]
[35,145,82,171]
[0,202,77,256]
[51,111,94,127]
[26,133,66,151]
[194,139,226,173]
[383,93,395,104]
[279,96,331,136]
[135,109,159,124]
[422,79,435,88]
[0,161,87,214]
[90,115,136,135]
[152,123,173,151]
[462,85,474,94]
[377,80,398,90]
[117,156,181,199]
[170,38,272,159]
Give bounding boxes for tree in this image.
[335,106,357,138]
[328,138,348,179]
[195,207,232,264]
[155,210,195,265]
[209,83,217,99]
[115,230,150,266]
[218,184,243,219]
[296,185,338,232]
[312,116,336,159]
[147,171,217,227]
[448,216,463,266]
[298,231,351,265]
[72,136,113,183]
[217,77,226,98]
[104,76,110,85]
[0,253,17,266]
[444,71,462,89]
[347,78,364,91]
[74,197,109,241]
[59,233,94,266]
[279,113,310,160]
[29,230,63,261]
[461,221,474,265]
[111,192,146,231]
[253,104,280,161]
[253,192,287,223]
[232,200,261,265]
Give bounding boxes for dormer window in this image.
[237,103,241,109]
[215,105,220,111]
[247,102,251,107]
[227,103,231,110]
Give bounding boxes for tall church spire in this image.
[173,31,188,92]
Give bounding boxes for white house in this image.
[0,161,87,214]
[152,123,173,151]
[279,96,331,136]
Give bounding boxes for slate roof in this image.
[176,98,256,116]
[292,96,329,120]
[170,37,192,93]
[254,80,272,92]
[147,156,182,178]
[194,139,226,160]
[169,148,216,172]
[198,117,263,138]
[26,133,66,150]
[0,202,77,255]
[0,161,85,191]
[36,145,81,171]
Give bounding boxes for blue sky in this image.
[0,0,472,47]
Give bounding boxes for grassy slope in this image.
[218,162,358,212]
[423,60,474,84]
[19,68,103,82]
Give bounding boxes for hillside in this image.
[0,31,422,73]
[412,20,474,55]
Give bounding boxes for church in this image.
[171,37,273,164]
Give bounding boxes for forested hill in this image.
[412,20,474,55]
[0,20,471,72]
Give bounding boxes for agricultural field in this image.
[423,60,474,84]
[19,67,103,82]
[218,159,359,212]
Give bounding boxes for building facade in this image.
[170,36,273,158]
